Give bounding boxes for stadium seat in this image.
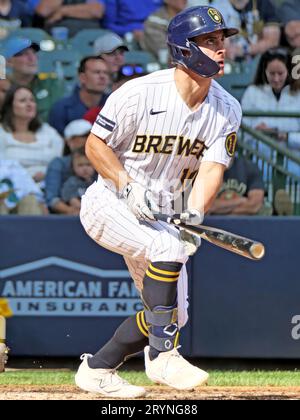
[38,50,80,94]
[6,28,51,45]
[241,54,261,79]
[218,72,253,101]
[124,50,158,72]
[70,29,111,56]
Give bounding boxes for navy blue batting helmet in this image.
[167,6,238,78]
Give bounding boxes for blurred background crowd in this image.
[0,0,300,217]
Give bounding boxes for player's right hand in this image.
[121,182,155,222]
[180,208,203,225]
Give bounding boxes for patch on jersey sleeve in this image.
[225,132,237,157]
[95,114,116,132]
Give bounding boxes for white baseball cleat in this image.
[75,354,146,398]
[144,346,209,390]
[0,343,9,373]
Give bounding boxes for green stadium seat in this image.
[38,49,80,74]
[124,50,159,73]
[6,28,51,45]
[218,72,253,101]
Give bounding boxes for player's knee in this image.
[142,261,181,308]
[148,230,188,264]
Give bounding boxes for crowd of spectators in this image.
[0,0,299,217]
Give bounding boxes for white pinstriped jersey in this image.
[91,68,242,210]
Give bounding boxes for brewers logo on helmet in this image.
[208,8,223,24]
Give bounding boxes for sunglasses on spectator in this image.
[120,65,144,76]
[108,48,127,57]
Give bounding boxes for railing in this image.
[243,111,300,119]
[239,122,300,215]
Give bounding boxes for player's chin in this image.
[213,69,225,79]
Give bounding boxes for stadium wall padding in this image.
[0,216,299,358]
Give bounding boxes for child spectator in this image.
[45,119,92,214]
[61,147,96,214]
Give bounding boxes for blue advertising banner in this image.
[0,216,191,356]
[1,216,300,358]
[191,216,300,359]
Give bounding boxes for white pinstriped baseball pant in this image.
[80,181,190,328]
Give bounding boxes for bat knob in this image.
[250,243,265,260]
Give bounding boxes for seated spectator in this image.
[209,154,267,215]
[83,64,146,123]
[211,0,280,61]
[101,0,163,42]
[241,48,300,176]
[94,32,128,88]
[284,21,300,50]
[61,147,97,215]
[0,79,11,112]
[45,119,92,214]
[48,56,109,135]
[0,159,47,215]
[0,86,63,187]
[112,64,147,91]
[142,0,187,60]
[6,37,64,121]
[25,0,40,16]
[0,0,31,39]
[279,0,300,50]
[35,0,104,37]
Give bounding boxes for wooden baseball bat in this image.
[155,213,265,261]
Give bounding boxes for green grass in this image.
[1,370,300,387]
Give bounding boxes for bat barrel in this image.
[154,213,265,261]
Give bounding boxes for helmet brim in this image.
[224,28,239,38]
[189,27,239,39]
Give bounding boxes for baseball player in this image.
[76,5,242,398]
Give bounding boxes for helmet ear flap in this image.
[170,40,220,78]
[185,41,220,78]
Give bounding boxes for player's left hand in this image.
[179,228,201,256]
[180,208,203,225]
[122,182,155,221]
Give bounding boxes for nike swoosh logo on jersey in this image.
[150,109,167,115]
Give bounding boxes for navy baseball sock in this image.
[142,261,182,360]
[87,311,148,369]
